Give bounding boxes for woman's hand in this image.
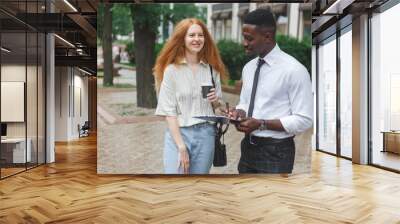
[226,108,246,120]
[207,88,218,103]
[177,146,190,174]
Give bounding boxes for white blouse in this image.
[155,60,222,127]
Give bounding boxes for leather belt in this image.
[246,135,294,145]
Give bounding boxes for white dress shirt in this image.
[236,44,313,139]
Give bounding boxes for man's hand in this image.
[236,118,262,134]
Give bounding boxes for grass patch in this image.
[135,112,148,116]
[113,39,132,45]
[110,103,154,117]
[228,79,236,86]
[119,62,135,68]
[97,83,135,88]
[113,83,135,88]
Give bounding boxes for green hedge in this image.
[154,42,165,58]
[125,34,310,81]
[217,40,251,81]
[217,35,311,81]
[276,35,311,75]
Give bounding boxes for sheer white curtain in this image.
[318,37,337,154]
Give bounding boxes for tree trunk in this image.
[133,18,157,108]
[102,3,113,86]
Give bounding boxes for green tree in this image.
[97,4,104,43]
[128,3,207,108]
[98,3,135,87]
[112,4,133,37]
[98,4,132,42]
[130,4,162,108]
[160,3,206,42]
[169,3,205,23]
[102,3,113,86]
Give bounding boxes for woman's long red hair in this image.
[153,18,228,93]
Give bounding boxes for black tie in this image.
[247,58,265,118]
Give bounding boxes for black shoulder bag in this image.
[209,65,228,167]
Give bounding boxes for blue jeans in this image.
[164,123,215,174]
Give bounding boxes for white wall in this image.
[1,64,46,164]
[55,67,69,141]
[1,65,35,138]
[72,72,89,138]
[55,67,89,141]
[1,82,25,122]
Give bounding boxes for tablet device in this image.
[193,115,241,124]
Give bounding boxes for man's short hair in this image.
[243,8,276,33]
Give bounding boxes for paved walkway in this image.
[97,73,243,174]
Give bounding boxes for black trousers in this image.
[238,135,295,174]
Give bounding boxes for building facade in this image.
[207,3,312,43]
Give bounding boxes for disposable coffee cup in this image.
[201,85,213,98]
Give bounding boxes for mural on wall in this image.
[97,2,313,175]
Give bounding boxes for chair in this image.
[78,121,90,138]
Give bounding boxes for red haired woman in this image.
[154,18,227,174]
